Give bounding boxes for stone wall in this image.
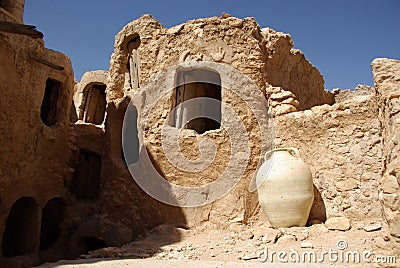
[273,92,383,224]
[372,58,400,242]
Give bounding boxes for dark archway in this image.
[39,197,66,250]
[78,237,108,254]
[82,84,106,125]
[2,197,39,258]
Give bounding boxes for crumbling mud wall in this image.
[102,14,336,229]
[107,14,274,228]
[0,18,76,266]
[1,3,398,265]
[262,28,334,110]
[71,71,187,248]
[372,58,400,242]
[73,70,109,124]
[0,0,24,23]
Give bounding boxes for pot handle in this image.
[264,148,301,161]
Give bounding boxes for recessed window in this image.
[82,84,106,125]
[41,78,61,126]
[173,69,221,134]
[71,150,102,200]
[127,35,141,90]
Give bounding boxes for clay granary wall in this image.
[0,1,76,266]
[0,4,399,266]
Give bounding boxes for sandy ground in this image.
[37,259,354,268]
[36,221,399,268]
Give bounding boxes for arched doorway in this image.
[82,84,106,125]
[39,197,66,250]
[2,197,39,257]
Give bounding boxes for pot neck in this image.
[270,150,294,159]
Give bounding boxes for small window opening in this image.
[71,151,102,200]
[41,78,61,126]
[127,35,141,90]
[82,84,106,125]
[173,69,221,134]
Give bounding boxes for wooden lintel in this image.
[29,52,64,71]
[0,21,43,39]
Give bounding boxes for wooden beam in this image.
[0,21,43,39]
[29,53,64,71]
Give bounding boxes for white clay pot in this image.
[256,148,314,228]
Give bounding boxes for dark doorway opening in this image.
[79,237,108,254]
[41,78,61,126]
[71,150,102,200]
[174,69,221,134]
[2,197,39,258]
[39,198,65,250]
[82,84,106,125]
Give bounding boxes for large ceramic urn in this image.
[256,148,314,228]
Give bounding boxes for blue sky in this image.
[24,0,399,90]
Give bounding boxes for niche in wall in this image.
[1,197,39,258]
[82,84,106,125]
[71,150,102,200]
[126,34,141,90]
[39,197,65,250]
[173,68,221,134]
[41,78,61,126]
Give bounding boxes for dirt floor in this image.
[37,221,399,268]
